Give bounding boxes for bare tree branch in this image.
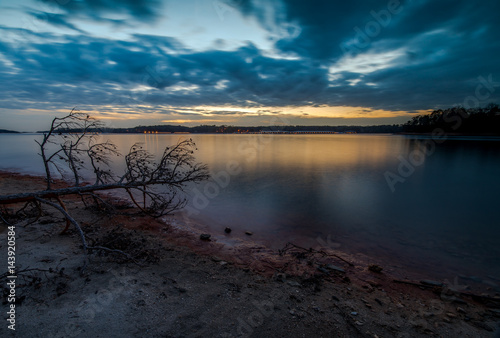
[34,197,88,259]
[1,110,210,264]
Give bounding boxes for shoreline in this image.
[1,170,499,336]
[0,170,481,286]
[1,169,498,293]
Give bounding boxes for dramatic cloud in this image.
[235,0,500,109]
[35,0,164,24]
[0,0,499,130]
[28,11,85,33]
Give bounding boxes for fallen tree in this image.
[0,109,209,266]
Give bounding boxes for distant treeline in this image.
[403,104,500,134]
[0,129,19,133]
[33,104,500,135]
[103,124,403,134]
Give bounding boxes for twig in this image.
[393,279,437,289]
[78,192,115,213]
[34,197,88,271]
[280,242,354,267]
[0,267,53,280]
[88,246,144,266]
[56,195,71,234]
[0,210,14,226]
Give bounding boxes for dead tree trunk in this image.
[0,110,210,266]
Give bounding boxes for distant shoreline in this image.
[3,130,500,138]
[399,132,500,137]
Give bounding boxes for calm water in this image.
[1,133,500,281]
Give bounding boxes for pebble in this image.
[488,309,500,316]
[275,273,286,282]
[200,234,211,240]
[326,264,345,273]
[472,321,493,331]
[317,267,329,274]
[224,227,232,233]
[287,281,301,287]
[368,264,383,273]
[245,231,253,236]
[445,295,467,304]
[457,307,466,314]
[420,280,444,287]
[351,311,358,316]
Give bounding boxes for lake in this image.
[1,133,500,283]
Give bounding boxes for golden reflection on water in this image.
[187,134,404,172]
[98,133,164,157]
[143,133,160,153]
[90,133,412,182]
[98,134,406,173]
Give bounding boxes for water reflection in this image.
[193,134,402,171]
[183,135,500,280]
[1,133,499,281]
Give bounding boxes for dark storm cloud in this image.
[234,0,389,60]
[35,0,163,25]
[0,27,333,112]
[28,11,85,33]
[289,1,499,109]
[171,110,246,116]
[1,0,499,118]
[238,0,500,61]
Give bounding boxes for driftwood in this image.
[0,178,206,205]
[0,110,210,268]
[392,279,438,289]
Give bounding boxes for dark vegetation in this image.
[102,124,403,134]
[403,104,500,134]
[31,104,499,135]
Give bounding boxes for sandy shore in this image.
[0,171,499,337]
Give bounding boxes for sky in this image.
[0,0,499,132]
